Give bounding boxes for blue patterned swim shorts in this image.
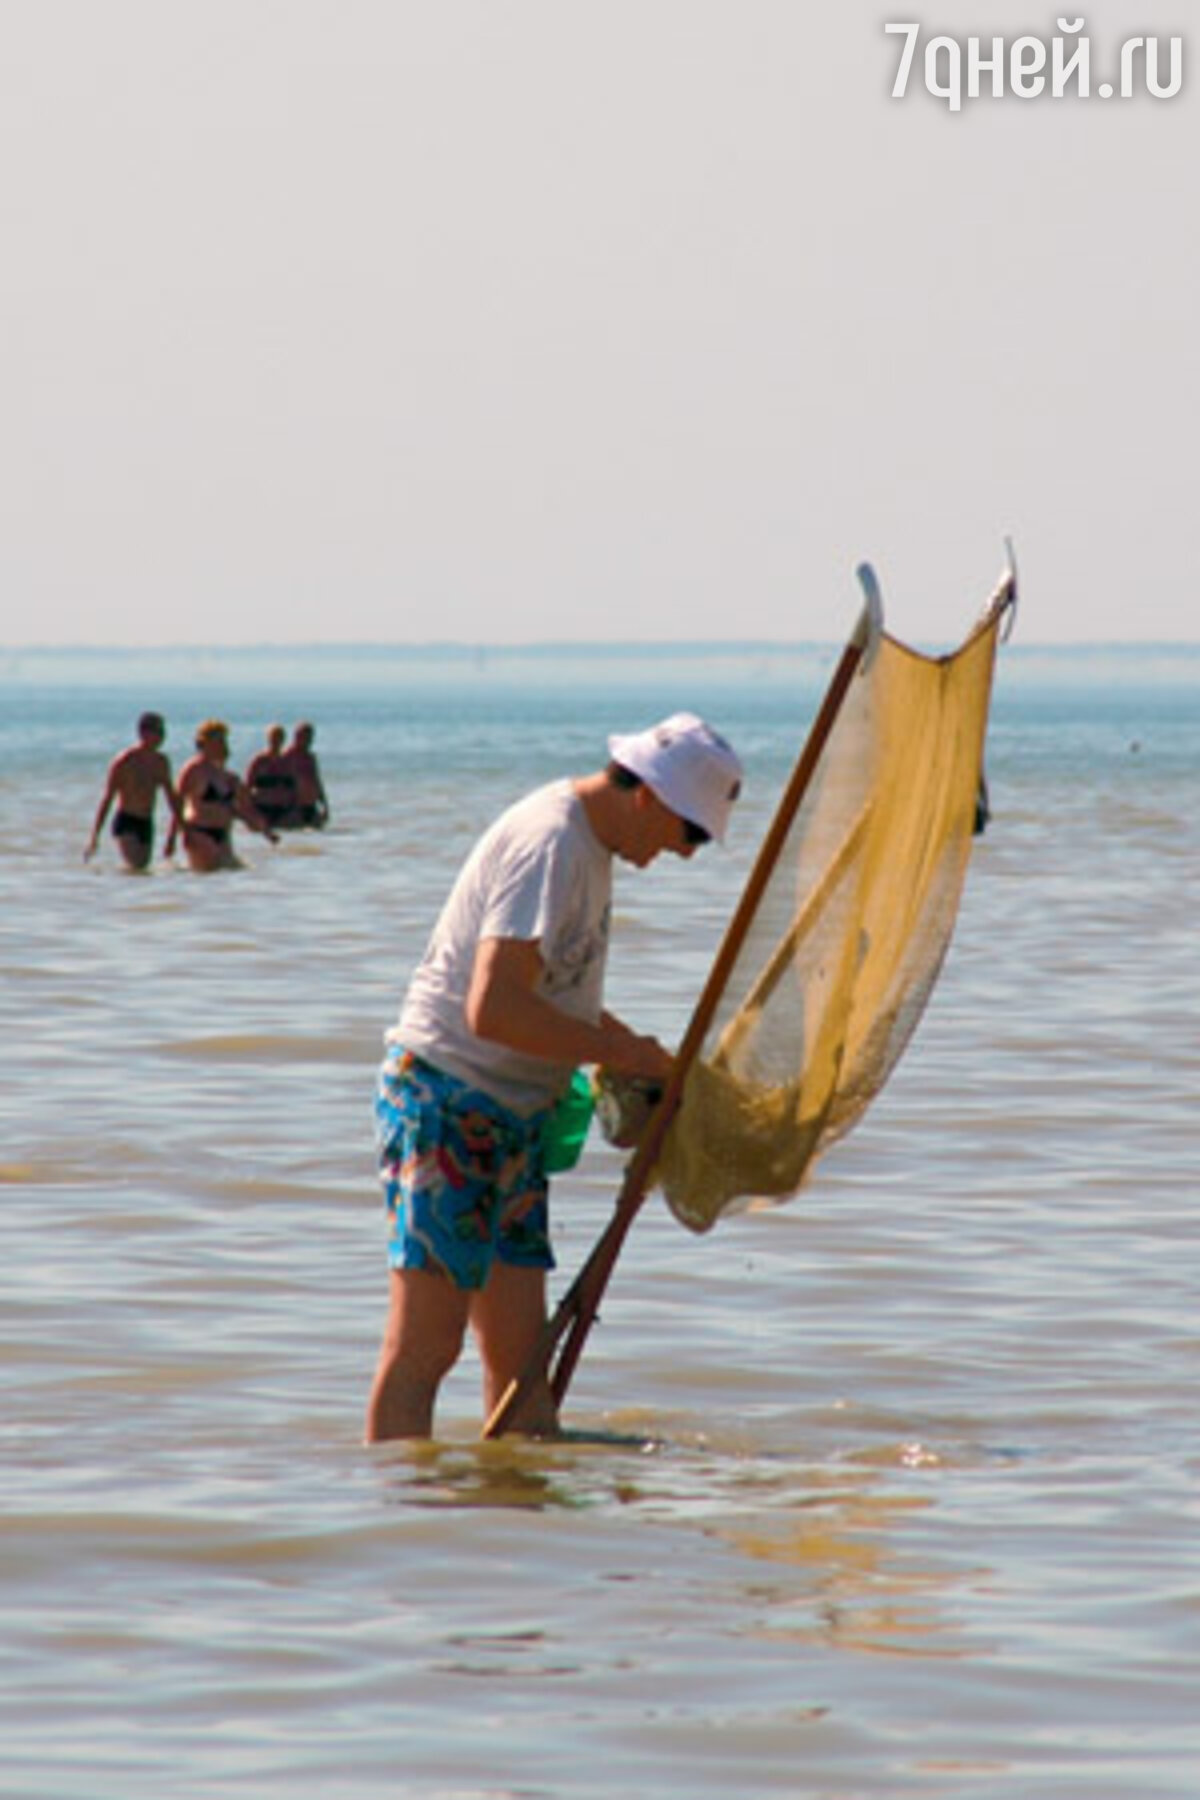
[375,1048,554,1291]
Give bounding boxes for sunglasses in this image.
[682,818,711,847]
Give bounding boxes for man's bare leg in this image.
[365,1267,468,1442]
[470,1263,559,1437]
[115,827,152,872]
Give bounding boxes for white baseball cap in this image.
[607,712,743,843]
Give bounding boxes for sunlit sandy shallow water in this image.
[1,646,1197,1797]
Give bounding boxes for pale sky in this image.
[1,3,1195,648]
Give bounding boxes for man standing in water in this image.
[365,714,743,1442]
[85,711,182,871]
[282,721,329,829]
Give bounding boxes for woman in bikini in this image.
[245,724,298,830]
[168,720,279,872]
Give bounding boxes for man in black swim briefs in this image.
[85,712,183,871]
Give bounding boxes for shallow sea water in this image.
[1,643,1197,1798]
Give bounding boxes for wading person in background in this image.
[246,724,297,831]
[365,713,743,1442]
[282,721,329,829]
[85,711,182,872]
[167,720,280,873]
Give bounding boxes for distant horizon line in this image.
[4,637,1200,657]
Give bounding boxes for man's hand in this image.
[594,1016,673,1084]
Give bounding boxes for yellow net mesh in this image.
[656,597,1006,1234]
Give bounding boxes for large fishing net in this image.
[654,571,1012,1234]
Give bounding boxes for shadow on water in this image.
[366,1426,666,1514]
[366,1413,992,1662]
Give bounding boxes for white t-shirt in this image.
[392,779,612,1113]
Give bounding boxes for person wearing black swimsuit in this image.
[85,711,183,871]
[168,720,280,872]
[246,724,299,829]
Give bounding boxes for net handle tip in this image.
[853,563,885,670]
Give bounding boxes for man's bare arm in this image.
[84,766,119,859]
[465,938,672,1083]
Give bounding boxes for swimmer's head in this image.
[196,719,230,753]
